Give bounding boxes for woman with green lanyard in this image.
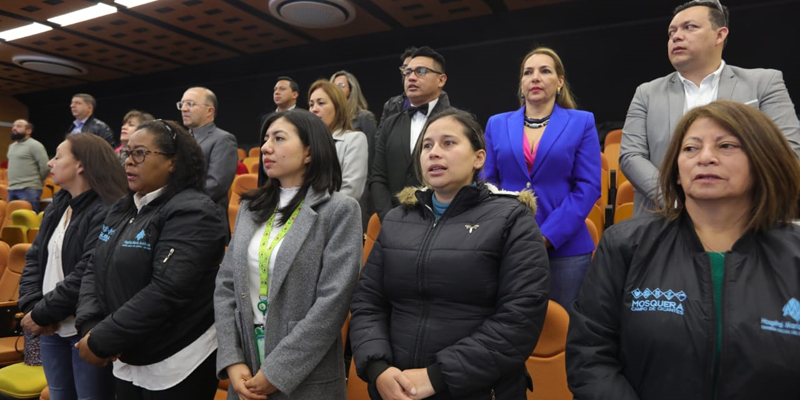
[567,101,800,399]
[214,109,363,400]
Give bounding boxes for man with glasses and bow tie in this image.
[370,46,451,219]
[620,0,800,216]
[178,86,238,237]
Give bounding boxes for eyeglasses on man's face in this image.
[400,66,444,78]
[175,101,210,110]
[121,148,173,164]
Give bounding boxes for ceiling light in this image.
[115,0,159,8]
[269,0,356,29]
[48,3,117,27]
[0,23,52,42]
[13,55,88,76]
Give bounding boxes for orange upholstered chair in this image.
[363,214,381,265]
[614,203,634,224]
[248,147,260,158]
[227,174,258,232]
[237,148,246,162]
[615,181,634,210]
[526,300,572,400]
[604,129,622,149]
[0,243,32,367]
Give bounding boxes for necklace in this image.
[697,236,727,258]
[524,114,551,129]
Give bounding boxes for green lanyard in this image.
[257,200,303,317]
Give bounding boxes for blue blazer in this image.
[483,104,601,258]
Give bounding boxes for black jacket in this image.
[18,189,112,327]
[66,115,116,148]
[567,214,800,400]
[369,93,451,219]
[350,184,550,400]
[75,188,226,365]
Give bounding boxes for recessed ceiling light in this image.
[269,0,356,29]
[12,55,88,76]
[115,0,159,8]
[48,3,117,27]
[0,23,52,42]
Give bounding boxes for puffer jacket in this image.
[75,188,226,365]
[350,183,550,400]
[19,189,113,326]
[567,213,800,399]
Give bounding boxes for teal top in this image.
[431,194,450,221]
[708,251,725,397]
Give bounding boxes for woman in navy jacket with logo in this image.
[483,47,601,307]
[567,101,800,399]
[75,120,227,400]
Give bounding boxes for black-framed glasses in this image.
[120,148,173,164]
[400,66,444,78]
[175,100,210,110]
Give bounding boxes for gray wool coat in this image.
[214,188,362,400]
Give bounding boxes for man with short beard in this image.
[7,119,49,212]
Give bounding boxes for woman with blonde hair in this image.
[308,79,369,199]
[567,100,800,399]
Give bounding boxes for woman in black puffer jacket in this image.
[350,109,550,400]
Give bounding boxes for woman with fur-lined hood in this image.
[349,108,550,400]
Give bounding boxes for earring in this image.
[557,87,562,97]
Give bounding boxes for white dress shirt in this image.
[679,60,726,113]
[409,98,439,154]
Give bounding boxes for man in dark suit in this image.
[370,46,451,219]
[66,93,115,147]
[179,86,238,235]
[620,0,800,215]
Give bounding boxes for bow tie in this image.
[407,103,429,116]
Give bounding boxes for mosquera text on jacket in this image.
[630,288,686,316]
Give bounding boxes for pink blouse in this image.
[522,134,541,175]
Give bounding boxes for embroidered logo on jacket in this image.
[761,298,800,337]
[122,229,151,250]
[630,288,686,315]
[98,225,115,242]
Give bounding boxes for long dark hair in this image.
[66,133,127,203]
[134,120,206,199]
[244,110,342,224]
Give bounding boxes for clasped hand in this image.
[21,312,58,337]
[376,367,435,400]
[74,332,119,367]
[226,363,278,400]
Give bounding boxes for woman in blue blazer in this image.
[484,47,601,307]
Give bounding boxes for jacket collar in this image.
[678,211,757,254]
[396,182,537,219]
[52,189,100,214]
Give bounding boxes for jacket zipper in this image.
[491,388,496,400]
[412,204,438,366]
[163,248,175,263]
[714,253,728,400]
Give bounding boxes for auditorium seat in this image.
[363,214,381,265]
[526,300,572,400]
[616,181,634,209]
[237,148,246,162]
[227,174,258,232]
[614,203,634,224]
[248,147,260,158]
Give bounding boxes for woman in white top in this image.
[214,110,363,400]
[19,133,127,400]
[308,79,369,200]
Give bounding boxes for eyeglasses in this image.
[175,100,210,110]
[335,82,347,89]
[400,66,444,78]
[120,148,173,164]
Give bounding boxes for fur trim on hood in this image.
[395,183,537,215]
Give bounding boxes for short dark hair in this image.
[674,1,728,29]
[410,46,446,73]
[72,93,96,109]
[66,133,127,203]
[277,76,299,93]
[135,120,207,200]
[245,109,342,225]
[413,108,485,184]
[400,46,418,63]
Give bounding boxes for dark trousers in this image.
[114,351,218,400]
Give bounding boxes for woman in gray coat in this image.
[214,109,363,400]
